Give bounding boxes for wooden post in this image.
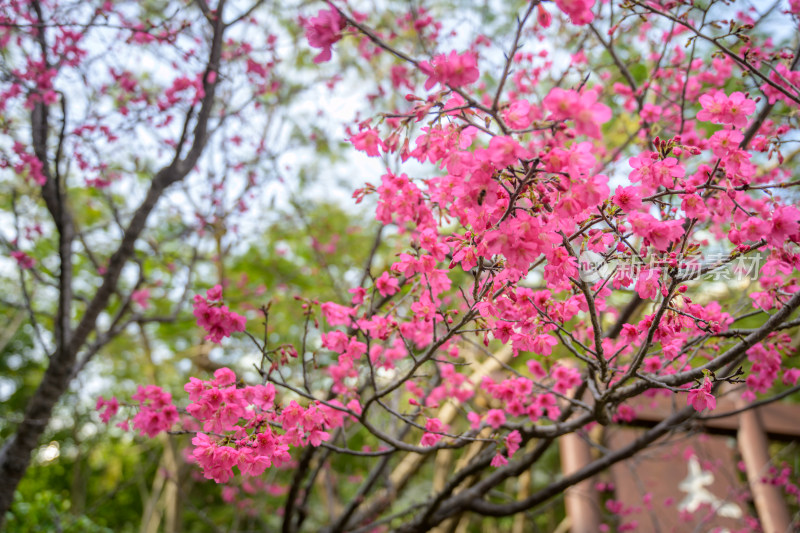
[736,398,792,533]
[558,360,600,533]
[559,431,600,533]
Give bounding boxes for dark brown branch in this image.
[616,289,800,399]
[699,383,800,421]
[282,446,316,533]
[325,454,394,533]
[740,43,800,148]
[492,1,538,112]
[634,0,800,105]
[461,405,697,518]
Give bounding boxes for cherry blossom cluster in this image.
[760,461,800,507]
[99,368,350,483]
[10,142,46,185]
[192,285,247,343]
[10,250,35,270]
[95,396,119,424]
[181,368,341,483]
[130,385,180,438]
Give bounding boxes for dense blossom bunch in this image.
[130,385,179,438]
[183,368,340,482]
[192,285,247,343]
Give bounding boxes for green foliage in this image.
[6,490,114,533]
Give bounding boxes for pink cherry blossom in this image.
[635,269,661,300]
[709,130,743,158]
[543,88,610,138]
[421,432,441,446]
[320,301,357,326]
[491,453,509,467]
[697,90,755,128]
[687,378,716,412]
[419,50,480,90]
[505,430,522,458]
[131,288,150,309]
[531,333,558,356]
[760,63,800,105]
[349,286,367,305]
[613,186,643,212]
[537,4,552,27]
[681,194,709,221]
[11,251,35,269]
[767,205,800,247]
[480,136,528,167]
[96,396,119,424]
[486,409,506,429]
[350,128,387,157]
[628,212,684,252]
[12,142,47,185]
[724,92,756,127]
[304,8,345,64]
[503,100,536,129]
[543,88,579,121]
[553,0,596,25]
